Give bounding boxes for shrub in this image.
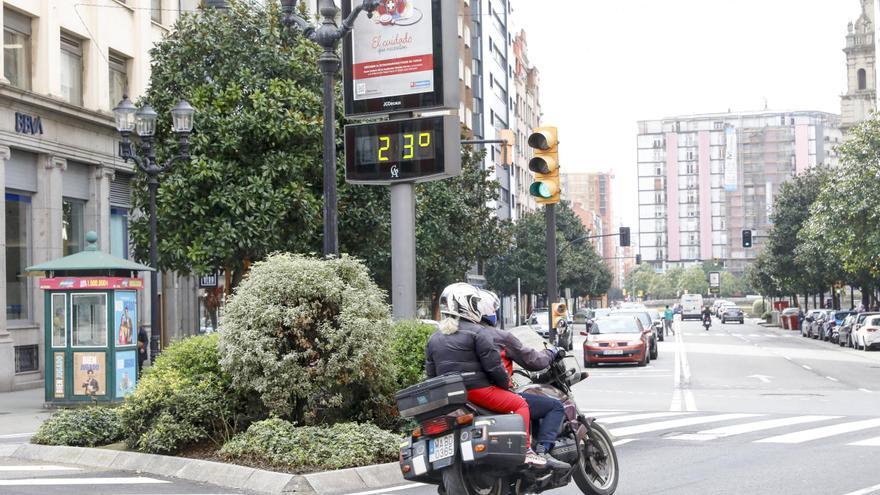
[219,418,399,472]
[390,320,436,389]
[32,407,122,447]
[752,299,767,316]
[118,333,245,454]
[219,254,397,426]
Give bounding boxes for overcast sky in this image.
[513,0,859,232]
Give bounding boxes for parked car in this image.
[712,300,731,316]
[582,316,649,367]
[826,311,854,343]
[809,310,834,339]
[648,309,665,342]
[837,314,857,347]
[528,310,573,350]
[853,312,880,350]
[801,309,825,338]
[856,315,880,351]
[721,307,745,324]
[609,310,658,360]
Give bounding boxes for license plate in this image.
[605,350,624,355]
[428,434,455,462]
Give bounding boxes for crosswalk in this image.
[591,410,880,448]
[679,332,798,338]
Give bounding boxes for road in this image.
[2,318,878,495]
[357,317,880,495]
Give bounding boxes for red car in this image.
[583,316,649,367]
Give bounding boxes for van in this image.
[680,294,704,321]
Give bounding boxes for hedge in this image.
[32,407,123,447]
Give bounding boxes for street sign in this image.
[199,273,218,289]
[342,0,459,118]
[709,271,720,294]
[344,115,460,184]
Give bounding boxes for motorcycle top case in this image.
[463,414,527,466]
[395,374,468,420]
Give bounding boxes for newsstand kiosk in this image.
[26,231,153,406]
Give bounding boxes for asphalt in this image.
[367,317,880,495]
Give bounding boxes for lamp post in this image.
[280,0,380,257]
[113,96,195,362]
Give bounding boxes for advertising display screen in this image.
[345,115,460,183]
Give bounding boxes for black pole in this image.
[546,204,558,343]
[319,52,339,256]
[147,176,161,363]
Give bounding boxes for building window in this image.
[110,207,129,259]
[72,293,108,347]
[858,68,867,90]
[63,199,85,256]
[151,0,162,24]
[4,9,31,90]
[60,34,83,106]
[14,344,38,373]
[6,192,31,322]
[109,52,128,110]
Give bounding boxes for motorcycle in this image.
[703,316,711,331]
[396,350,619,495]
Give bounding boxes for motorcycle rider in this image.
[476,290,570,470]
[702,306,712,329]
[425,283,546,466]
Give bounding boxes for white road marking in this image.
[0,466,81,472]
[346,483,426,495]
[599,412,689,424]
[583,411,630,418]
[749,334,760,337]
[859,388,872,393]
[584,374,673,379]
[610,413,760,437]
[826,376,839,382]
[756,418,880,444]
[840,482,880,495]
[0,477,169,486]
[671,331,682,412]
[748,374,772,383]
[802,365,813,370]
[0,433,35,439]
[849,436,880,447]
[666,415,839,441]
[613,439,637,447]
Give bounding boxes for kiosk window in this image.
[72,294,107,347]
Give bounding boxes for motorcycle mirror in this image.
[580,371,589,380]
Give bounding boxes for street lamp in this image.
[113,96,195,362]
[280,0,381,257]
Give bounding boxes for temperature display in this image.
[355,131,436,166]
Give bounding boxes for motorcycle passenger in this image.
[425,283,545,466]
[476,290,570,470]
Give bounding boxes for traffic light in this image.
[527,126,560,204]
[498,129,515,167]
[635,254,642,265]
[619,227,631,247]
[742,229,753,248]
[551,303,568,331]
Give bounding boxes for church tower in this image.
[841,0,877,134]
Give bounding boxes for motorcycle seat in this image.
[469,404,502,417]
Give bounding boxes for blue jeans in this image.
[521,393,566,448]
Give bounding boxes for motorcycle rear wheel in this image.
[441,459,505,495]
[573,422,619,495]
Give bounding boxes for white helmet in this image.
[477,290,501,319]
[439,283,483,323]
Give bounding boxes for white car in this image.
[712,300,731,316]
[856,315,880,351]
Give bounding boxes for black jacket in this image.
[481,325,552,371]
[425,320,510,390]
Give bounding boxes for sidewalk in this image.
[0,388,50,437]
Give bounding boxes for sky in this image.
[512,0,859,233]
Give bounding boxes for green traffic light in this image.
[529,181,552,199]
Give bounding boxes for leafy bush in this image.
[118,334,245,454]
[390,320,436,389]
[219,254,397,426]
[219,418,399,472]
[32,407,123,447]
[752,299,766,316]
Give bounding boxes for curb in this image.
[4,443,409,495]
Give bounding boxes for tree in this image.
[624,264,657,299]
[679,266,709,297]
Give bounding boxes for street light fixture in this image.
[113,96,195,362]
[280,0,381,257]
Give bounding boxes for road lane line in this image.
[826,376,839,382]
[346,483,426,495]
[0,466,81,472]
[670,331,682,412]
[677,330,697,412]
[666,415,839,441]
[849,436,880,447]
[840,483,880,495]
[613,439,637,447]
[0,433,35,439]
[583,411,631,418]
[859,388,872,393]
[0,477,169,486]
[599,412,690,424]
[756,418,880,444]
[802,365,813,370]
[610,413,760,437]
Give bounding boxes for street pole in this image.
[516,277,521,326]
[147,174,161,362]
[390,183,417,319]
[546,204,558,342]
[281,0,381,257]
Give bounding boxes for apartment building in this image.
[511,29,540,218]
[562,171,615,274]
[0,0,205,392]
[636,110,841,275]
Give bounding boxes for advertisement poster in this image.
[54,353,64,398]
[51,293,66,347]
[350,0,434,101]
[73,352,105,396]
[115,350,137,397]
[722,126,738,192]
[115,291,137,346]
[40,277,143,291]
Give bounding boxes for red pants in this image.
[468,386,530,440]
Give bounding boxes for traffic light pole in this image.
[546,204,559,343]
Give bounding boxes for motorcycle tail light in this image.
[456,414,475,426]
[421,416,451,436]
